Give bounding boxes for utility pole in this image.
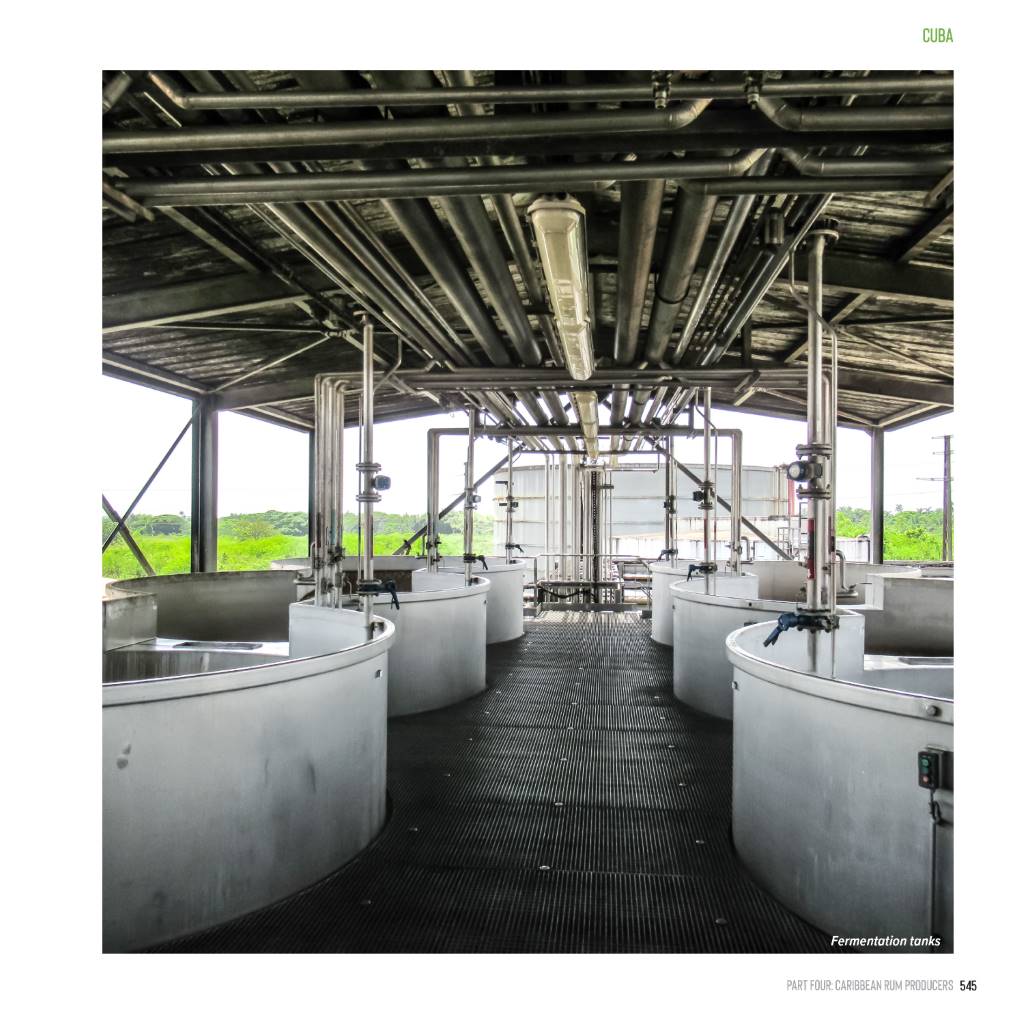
[920,434,953,561]
[939,434,952,561]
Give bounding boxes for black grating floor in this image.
[152,611,832,953]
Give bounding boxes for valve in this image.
[658,548,678,561]
[686,562,717,581]
[356,577,401,610]
[786,460,823,483]
[505,543,525,554]
[464,553,489,570]
[663,496,677,514]
[762,609,838,647]
[692,481,714,510]
[374,474,392,491]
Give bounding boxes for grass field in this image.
[102,530,470,579]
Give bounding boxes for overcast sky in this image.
[100,375,954,518]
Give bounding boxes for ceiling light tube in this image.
[527,195,594,381]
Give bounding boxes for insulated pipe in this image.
[755,94,952,132]
[615,179,667,365]
[436,195,544,366]
[780,149,953,177]
[644,192,718,362]
[682,175,938,197]
[356,314,380,636]
[103,100,716,156]
[672,151,774,363]
[440,69,566,371]
[144,73,952,111]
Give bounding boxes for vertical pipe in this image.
[463,409,476,586]
[307,429,316,556]
[190,397,218,573]
[942,435,952,561]
[730,430,743,573]
[505,437,516,560]
[870,427,885,564]
[805,233,829,610]
[559,453,568,581]
[356,314,380,635]
[426,429,440,570]
[664,436,677,567]
[544,454,551,569]
[702,388,712,592]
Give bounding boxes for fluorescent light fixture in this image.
[527,195,594,381]
[573,390,601,459]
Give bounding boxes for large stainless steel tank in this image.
[433,556,526,643]
[727,612,954,949]
[271,556,491,716]
[103,602,395,952]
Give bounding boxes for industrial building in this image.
[100,69,953,954]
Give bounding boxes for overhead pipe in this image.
[104,99,717,157]
[439,69,566,371]
[672,151,775,363]
[682,175,938,196]
[614,180,667,366]
[754,94,952,132]
[644,191,718,362]
[123,152,769,205]
[780,149,952,177]
[144,72,952,111]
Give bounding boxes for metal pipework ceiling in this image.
[103,69,953,438]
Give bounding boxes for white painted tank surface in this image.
[102,587,396,953]
[271,556,492,716]
[669,563,936,719]
[649,560,733,644]
[727,611,953,949]
[432,556,526,643]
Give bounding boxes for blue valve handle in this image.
[763,611,830,647]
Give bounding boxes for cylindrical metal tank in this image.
[271,556,491,715]
[376,567,490,716]
[670,564,936,719]
[433,556,526,643]
[727,612,954,948]
[670,577,764,719]
[103,604,396,952]
[107,570,300,641]
[649,560,731,644]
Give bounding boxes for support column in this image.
[307,429,316,555]
[870,427,885,564]
[190,397,218,573]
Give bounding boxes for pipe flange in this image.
[356,461,382,473]
[796,442,832,458]
[807,218,840,245]
[356,491,382,504]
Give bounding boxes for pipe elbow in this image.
[756,96,802,130]
[666,97,712,129]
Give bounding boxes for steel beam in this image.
[102,495,155,576]
[103,272,310,333]
[890,203,954,263]
[190,397,218,573]
[870,427,885,563]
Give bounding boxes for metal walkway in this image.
[154,612,831,953]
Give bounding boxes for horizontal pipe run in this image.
[121,154,766,205]
[104,101,712,157]
[755,95,952,131]
[683,175,939,196]
[146,73,952,110]
[780,150,952,177]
